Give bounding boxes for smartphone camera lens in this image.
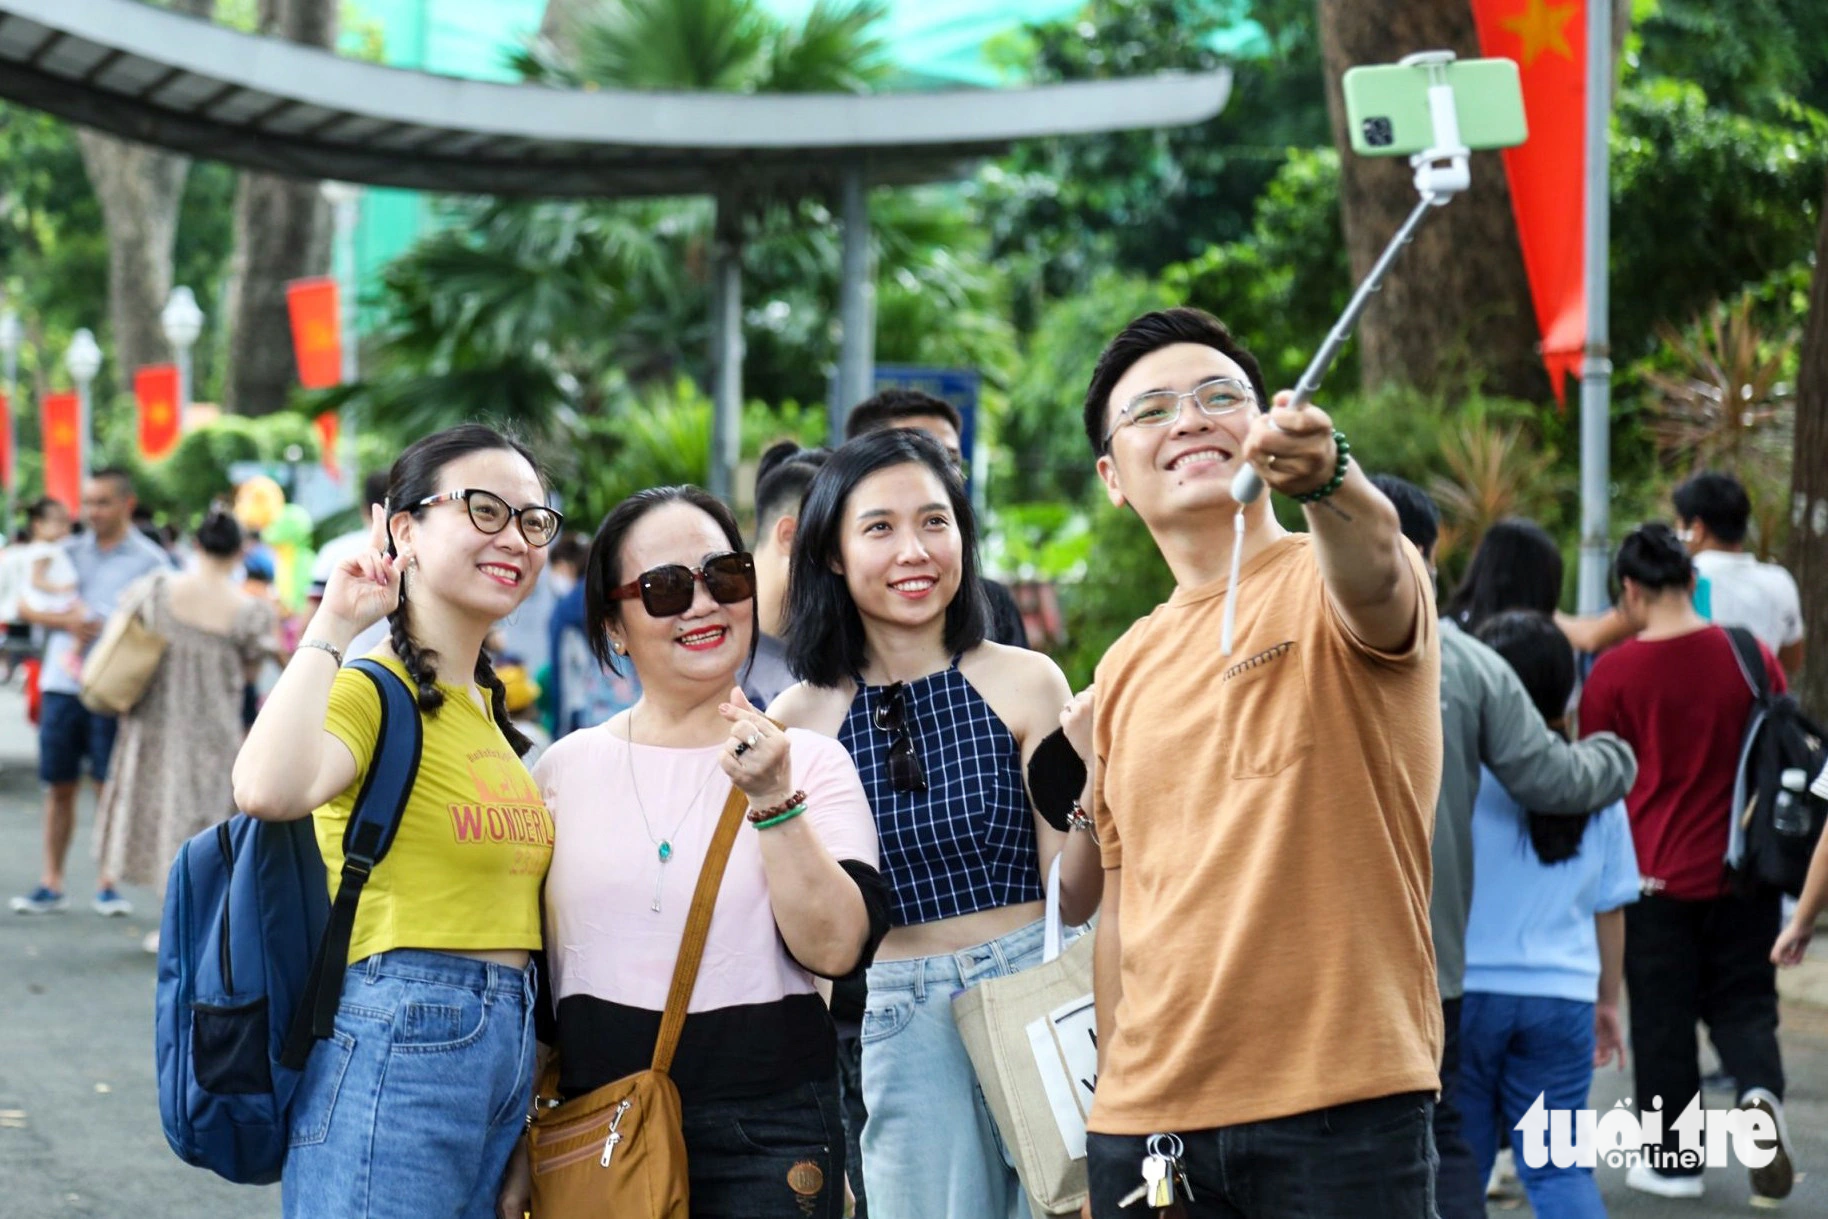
[1363,117,1394,148]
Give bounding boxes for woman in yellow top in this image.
[232,424,560,1218]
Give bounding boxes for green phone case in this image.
[1343,58,1528,157]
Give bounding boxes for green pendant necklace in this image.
[625,705,721,913]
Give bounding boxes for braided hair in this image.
[382,423,543,758]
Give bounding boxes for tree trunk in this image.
[224,0,336,415]
[74,1,215,390]
[1316,0,1549,402]
[1787,174,1828,716]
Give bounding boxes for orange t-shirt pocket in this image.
[1222,640,1314,779]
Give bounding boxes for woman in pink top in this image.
[505,486,886,1219]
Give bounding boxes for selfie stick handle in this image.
[1231,50,1470,507]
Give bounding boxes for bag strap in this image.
[280,658,424,1070]
[650,783,751,1076]
[1724,626,1768,703]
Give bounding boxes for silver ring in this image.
[746,732,762,749]
[1265,453,1278,467]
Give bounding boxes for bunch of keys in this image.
[1118,1132,1194,1210]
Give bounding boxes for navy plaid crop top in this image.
[837,661,1044,926]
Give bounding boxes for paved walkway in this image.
[0,681,1824,1216]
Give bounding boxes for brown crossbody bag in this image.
[526,783,749,1218]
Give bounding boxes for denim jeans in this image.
[859,918,1044,1219]
[1086,1092,1437,1219]
[833,1019,868,1219]
[281,949,538,1218]
[682,1077,845,1218]
[1458,992,1602,1219]
[1433,996,1486,1219]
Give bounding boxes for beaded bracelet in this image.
[752,803,808,831]
[747,788,808,824]
[1292,430,1352,504]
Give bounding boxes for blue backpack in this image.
[156,658,422,1184]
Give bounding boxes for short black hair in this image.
[785,428,988,687]
[581,485,755,679]
[24,498,65,527]
[548,531,590,573]
[1447,518,1564,632]
[1082,307,1270,456]
[1672,471,1751,545]
[362,469,390,511]
[754,442,830,544]
[90,467,134,497]
[1477,610,1576,728]
[844,388,963,440]
[1613,522,1694,595]
[1369,474,1440,560]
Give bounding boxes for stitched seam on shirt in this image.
[1223,641,1293,682]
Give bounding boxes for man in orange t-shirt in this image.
[1080,308,1444,1218]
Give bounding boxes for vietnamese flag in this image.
[135,364,182,460]
[0,391,12,493]
[314,410,342,480]
[41,392,81,512]
[1472,0,1588,403]
[285,277,343,389]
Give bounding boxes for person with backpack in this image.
[1458,610,1639,1219]
[1579,523,1795,1203]
[231,424,560,1217]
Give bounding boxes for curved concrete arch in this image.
[0,0,1230,196]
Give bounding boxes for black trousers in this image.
[1624,890,1785,1178]
[1434,997,1487,1219]
[682,1077,845,1218]
[833,1019,868,1218]
[1087,1092,1437,1219]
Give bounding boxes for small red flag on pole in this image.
[1472,0,1588,404]
[41,392,81,512]
[135,364,182,460]
[313,410,342,480]
[0,391,12,493]
[285,277,343,390]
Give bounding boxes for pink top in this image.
[533,723,879,1013]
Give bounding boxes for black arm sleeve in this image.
[1026,726,1088,833]
[531,948,558,1047]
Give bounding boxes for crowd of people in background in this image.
[2,305,1823,1219]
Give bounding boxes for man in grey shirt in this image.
[11,470,171,916]
[1373,475,1637,1219]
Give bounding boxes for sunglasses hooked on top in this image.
[872,681,928,793]
[414,489,565,548]
[609,551,757,618]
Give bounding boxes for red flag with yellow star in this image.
[135,364,182,460]
[1473,0,1586,403]
[285,277,343,390]
[41,392,80,512]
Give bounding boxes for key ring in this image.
[1146,1133,1184,1161]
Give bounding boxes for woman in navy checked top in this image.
[772,429,1104,1219]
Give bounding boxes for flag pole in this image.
[1576,0,1613,614]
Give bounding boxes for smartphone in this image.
[1342,57,1528,157]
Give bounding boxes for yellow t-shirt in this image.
[318,657,552,965]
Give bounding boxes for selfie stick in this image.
[1222,51,1472,655]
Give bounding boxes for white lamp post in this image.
[0,309,20,536]
[65,328,101,487]
[161,286,204,429]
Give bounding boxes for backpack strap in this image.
[1724,626,1769,702]
[280,659,424,1069]
[650,782,751,1077]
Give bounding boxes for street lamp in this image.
[161,286,204,428]
[0,309,20,536]
[65,328,101,487]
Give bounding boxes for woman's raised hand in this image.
[313,504,403,642]
[719,686,796,809]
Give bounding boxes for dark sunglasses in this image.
[608,551,756,618]
[413,489,564,548]
[872,681,928,793]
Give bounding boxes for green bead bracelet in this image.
[1292,430,1352,504]
[752,803,808,830]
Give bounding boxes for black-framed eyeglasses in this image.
[872,681,928,793]
[1102,377,1257,451]
[414,489,564,548]
[608,551,756,618]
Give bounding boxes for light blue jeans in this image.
[859,918,1044,1219]
[281,949,538,1219]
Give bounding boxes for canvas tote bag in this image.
[954,858,1097,1218]
[79,572,168,715]
[526,784,749,1218]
